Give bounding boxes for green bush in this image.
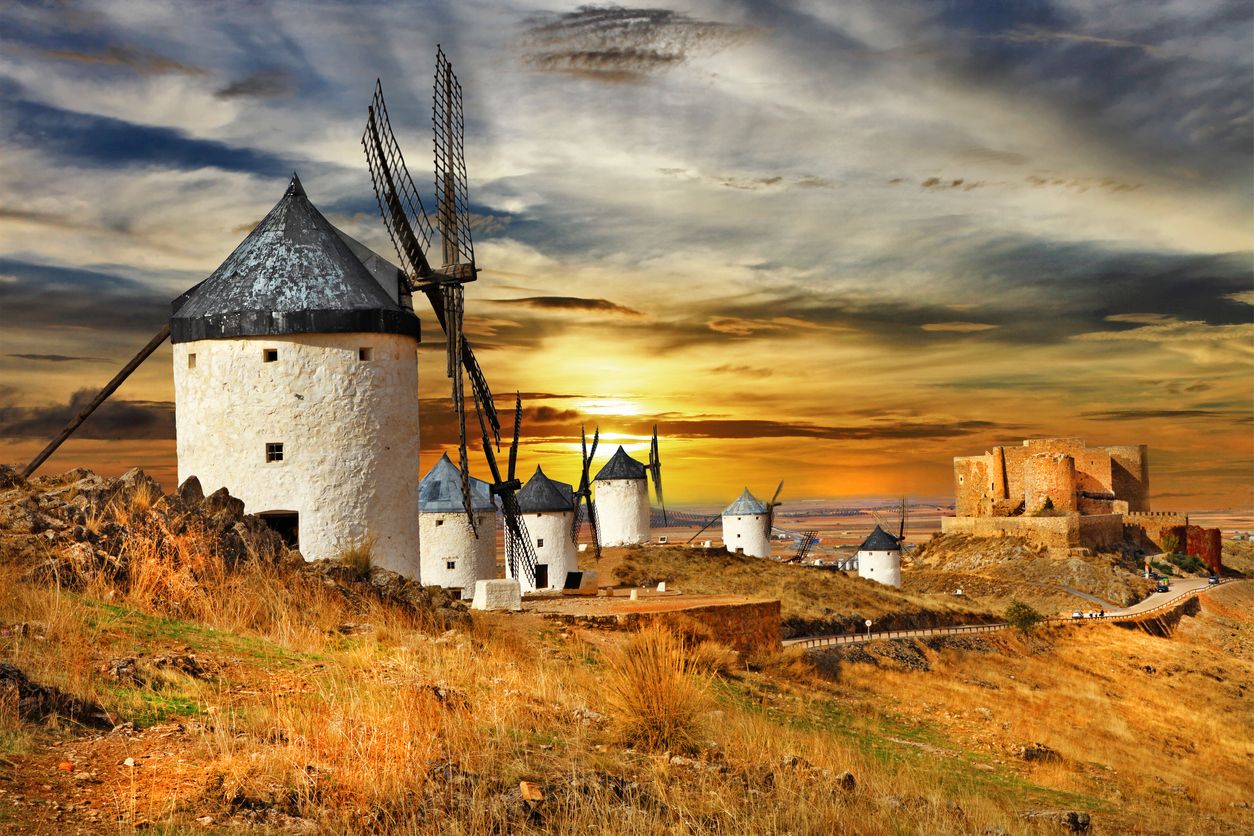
[1005,600,1045,635]
[1166,552,1206,574]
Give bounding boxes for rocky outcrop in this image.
[0,663,113,730]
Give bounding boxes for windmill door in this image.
[534,564,548,589]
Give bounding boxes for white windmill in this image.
[857,500,907,587]
[419,453,497,597]
[508,467,578,593]
[717,481,783,558]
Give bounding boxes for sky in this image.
[0,0,1251,511]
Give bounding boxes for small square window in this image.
[187,353,197,369]
[446,560,456,570]
[263,348,278,363]
[358,347,373,361]
[536,538,544,548]
[435,519,444,527]
[265,443,284,462]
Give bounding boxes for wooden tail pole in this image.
[20,324,171,479]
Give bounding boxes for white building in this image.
[592,446,650,546]
[721,488,771,558]
[419,453,497,598]
[856,525,902,588]
[171,174,422,578]
[507,466,577,593]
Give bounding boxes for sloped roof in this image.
[171,174,419,343]
[516,466,575,513]
[722,488,767,516]
[594,446,646,481]
[858,525,901,552]
[419,453,495,513]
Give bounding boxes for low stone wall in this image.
[543,600,782,653]
[941,514,1124,552]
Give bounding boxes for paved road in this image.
[784,577,1222,649]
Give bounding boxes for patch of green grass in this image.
[0,728,35,756]
[79,599,311,666]
[715,678,1108,812]
[106,685,204,725]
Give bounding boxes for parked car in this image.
[1071,610,1083,619]
[1208,576,1219,585]
[1156,582,1170,593]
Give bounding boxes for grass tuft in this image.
[603,624,713,753]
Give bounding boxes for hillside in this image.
[597,544,1000,637]
[1,466,1250,833]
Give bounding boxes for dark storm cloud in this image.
[8,354,109,363]
[1082,408,1247,422]
[489,296,642,316]
[2,99,290,175]
[0,389,174,440]
[44,45,209,77]
[932,0,1253,181]
[216,69,297,99]
[521,5,752,82]
[0,258,168,335]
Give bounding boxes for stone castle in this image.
[941,437,1220,571]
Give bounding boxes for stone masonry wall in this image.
[1184,526,1222,574]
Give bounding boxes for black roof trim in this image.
[171,308,419,343]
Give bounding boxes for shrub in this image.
[337,539,374,581]
[1005,600,1044,635]
[1160,533,1179,555]
[602,624,712,753]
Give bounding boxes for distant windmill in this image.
[361,49,541,586]
[571,425,602,559]
[860,497,906,587]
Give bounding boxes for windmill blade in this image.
[766,479,784,536]
[648,425,667,527]
[508,391,521,482]
[585,428,600,558]
[470,377,538,585]
[433,44,475,273]
[571,426,590,545]
[362,80,435,282]
[685,513,721,545]
[22,324,170,478]
[769,479,784,507]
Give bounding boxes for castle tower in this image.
[419,453,497,598]
[592,446,650,546]
[508,466,577,593]
[721,488,770,558]
[856,525,902,588]
[171,175,422,577]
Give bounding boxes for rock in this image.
[0,464,25,490]
[151,653,211,679]
[519,781,544,802]
[57,761,74,772]
[1020,810,1092,833]
[334,623,374,635]
[0,663,112,729]
[779,754,812,770]
[834,770,857,791]
[1014,742,1062,763]
[122,757,135,768]
[178,476,204,504]
[203,487,245,526]
[102,657,143,685]
[570,706,606,726]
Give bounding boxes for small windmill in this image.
[571,425,601,559]
[648,425,668,526]
[361,48,540,585]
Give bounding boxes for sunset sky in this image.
[0,1,1251,511]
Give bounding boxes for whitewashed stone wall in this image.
[419,510,497,598]
[506,510,577,593]
[857,549,902,587]
[172,332,421,578]
[722,513,770,558]
[593,477,650,546]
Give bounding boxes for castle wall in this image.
[1184,526,1222,574]
[419,510,497,598]
[593,477,650,546]
[1104,445,1150,512]
[954,455,992,516]
[173,332,421,578]
[1023,453,1077,513]
[1124,511,1188,552]
[940,513,1125,553]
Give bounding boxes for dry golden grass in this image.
[602,624,713,753]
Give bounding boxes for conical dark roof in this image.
[858,525,901,551]
[171,174,420,343]
[420,453,495,513]
[722,488,767,516]
[516,466,574,513]
[594,446,646,481]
